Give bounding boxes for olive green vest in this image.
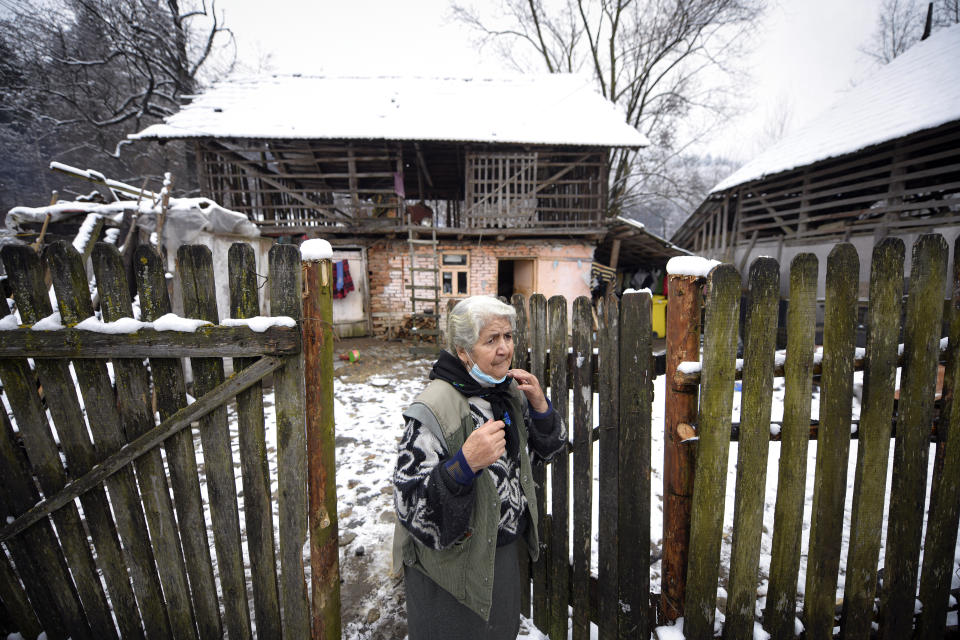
[392,379,540,622]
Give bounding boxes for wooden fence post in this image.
[528,294,550,630]
[302,246,342,639]
[571,296,593,640]
[547,295,569,640]
[662,272,704,622]
[511,293,532,618]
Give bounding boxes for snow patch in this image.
[300,238,333,260]
[31,311,64,331]
[667,256,721,277]
[151,313,212,332]
[222,316,297,332]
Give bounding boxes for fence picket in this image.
[134,245,223,640]
[8,243,141,640]
[617,291,652,640]
[528,293,550,629]
[270,243,312,638]
[880,233,948,639]
[841,238,905,640]
[683,264,740,640]
[547,295,569,640]
[45,241,166,640]
[571,296,593,640]
[511,293,532,618]
[916,235,960,638]
[0,531,41,639]
[597,294,619,640]
[0,397,75,640]
[229,243,284,638]
[765,253,817,639]
[92,242,199,639]
[804,243,859,640]
[725,257,779,639]
[179,244,253,640]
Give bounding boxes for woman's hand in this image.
[508,368,549,414]
[462,419,506,472]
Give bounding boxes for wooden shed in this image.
[671,23,960,298]
[131,75,648,337]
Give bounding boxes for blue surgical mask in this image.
[470,363,507,385]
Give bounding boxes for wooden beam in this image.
[0,326,301,358]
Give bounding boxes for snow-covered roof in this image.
[712,23,960,193]
[130,74,649,148]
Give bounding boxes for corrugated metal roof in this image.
[130,74,649,148]
[712,23,960,193]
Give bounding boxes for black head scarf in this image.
[429,350,520,459]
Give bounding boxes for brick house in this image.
[131,75,650,336]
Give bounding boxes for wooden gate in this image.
[512,231,960,639]
[0,241,338,639]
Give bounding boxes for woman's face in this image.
[458,316,514,380]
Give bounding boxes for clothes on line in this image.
[334,260,355,298]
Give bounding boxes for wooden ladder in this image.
[406,213,442,357]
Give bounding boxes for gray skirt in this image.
[404,540,521,640]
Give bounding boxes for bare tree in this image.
[0,0,233,212]
[451,0,766,217]
[861,0,960,64]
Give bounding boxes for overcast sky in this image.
[217,0,887,162]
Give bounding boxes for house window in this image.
[441,253,469,296]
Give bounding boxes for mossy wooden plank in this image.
[725,258,779,640]
[0,401,76,640]
[528,293,550,629]
[179,244,253,640]
[548,295,569,640]
[840,239,904,640]
[135,244,223,640]
[916,235,960,639]
[0,541,42,639]
[92,242,198,639]
[269,243,311,639]
[765,254,817,640]
[881,233,948,639]
[46,241,171,640]
[511,293,532,617]
[571,296,593,640]
[617,291,652,640]
[3,243,128,640]
[302,256,341,639]
[0,325,300,358]
[0,356,283,544]
[683,264,741,640]
[803,243,859,640]
[597,294,619,640]
[229,243,283,639]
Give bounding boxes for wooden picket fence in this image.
[0,241,340,639]
[512,232,960,639]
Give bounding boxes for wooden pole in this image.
[661,273,703,622]
[302,254,342,639]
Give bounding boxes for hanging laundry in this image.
[333,260,355,299]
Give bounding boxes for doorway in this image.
[497,259,536,300]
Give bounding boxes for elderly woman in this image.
[393,296,566,639]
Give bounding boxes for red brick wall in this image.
[366,238,594,337]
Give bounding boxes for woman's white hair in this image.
[447,296,517,355]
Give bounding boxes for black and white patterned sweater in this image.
[394,394,566,551]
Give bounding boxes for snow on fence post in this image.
[300,239,342,639]
[661,267,706,622]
